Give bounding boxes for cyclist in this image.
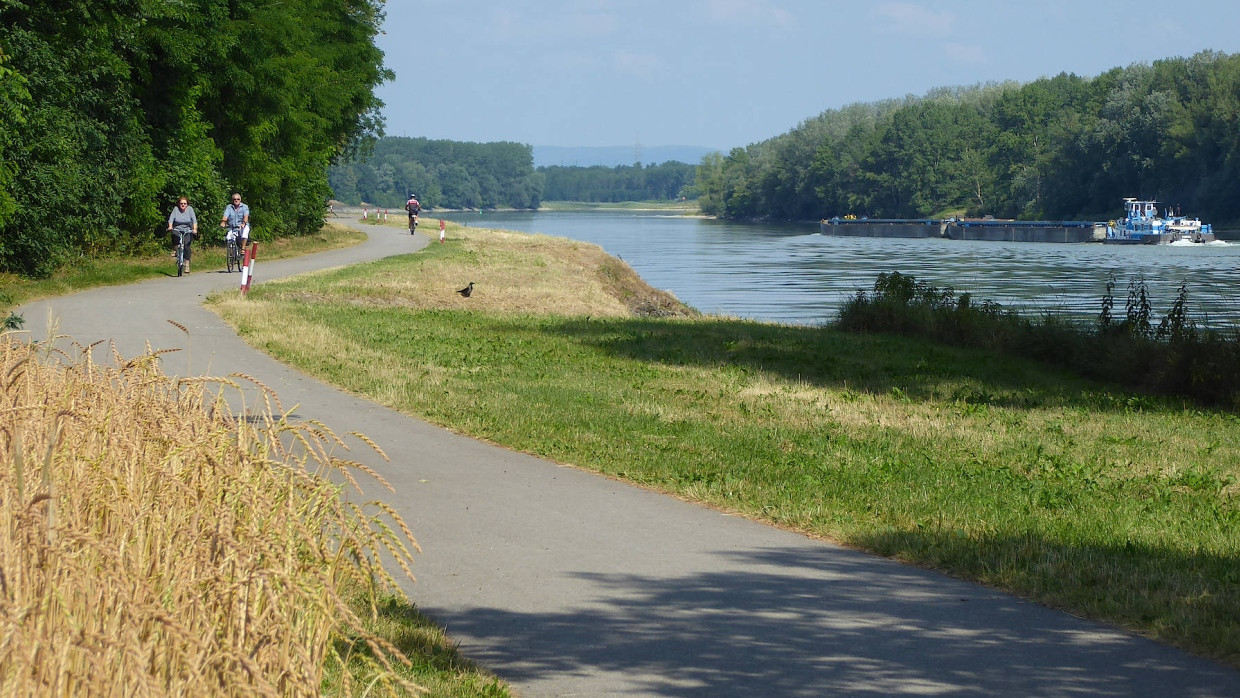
[405,193,420,233]
[166,196,198,274]
[220,192,251,248]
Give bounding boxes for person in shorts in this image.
[220,192,251,247]
[405,194,420,232]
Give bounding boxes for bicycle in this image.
[171,226,193,277]
[408,213,418,234]
[225,227,244,273]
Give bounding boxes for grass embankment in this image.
[210,223,1240,668]
[0,224,365,318]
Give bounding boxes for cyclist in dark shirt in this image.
[405,194,420,233]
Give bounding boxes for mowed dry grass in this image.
[0,337,419,695]
[260,224,697,318]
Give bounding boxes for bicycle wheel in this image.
[227,242,239,273]
[176,245,185,277]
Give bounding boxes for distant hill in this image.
[533,145,720,168]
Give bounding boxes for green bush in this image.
[837,272,1240,408]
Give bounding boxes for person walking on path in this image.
[220,192,251,247]
[166,196,198,274]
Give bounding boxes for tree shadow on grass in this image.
[533,316,1186,414]
[426,542,1240,697]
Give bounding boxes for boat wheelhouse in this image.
[1104,198,1215,245]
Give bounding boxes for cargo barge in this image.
[820,217,1105,243]
[821,198,1216,245]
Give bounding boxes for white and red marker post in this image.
[240,242,258,295]
[439,219,445,243]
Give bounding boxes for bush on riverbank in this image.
[836,271,1240,408]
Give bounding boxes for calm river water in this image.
[437,210,1240,328]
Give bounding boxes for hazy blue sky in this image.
[375,0,1240,151]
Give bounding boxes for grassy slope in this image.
[209,223,1240,668]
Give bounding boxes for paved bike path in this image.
[18,226,1240,697]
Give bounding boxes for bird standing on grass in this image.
[457,282,475,298]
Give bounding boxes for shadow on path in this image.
[427,545,1239,697]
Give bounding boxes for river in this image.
[435,210,1240,329]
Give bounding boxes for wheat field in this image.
[0,334,420,695]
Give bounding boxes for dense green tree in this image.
[1155,52,1240,221]
[988,73,1097,218]
[0,0,389,277]
[695,152,727,216]
[0,47,30,234]
[697,53,1240,226]
[538,161,695,202]
[0,1,164,275]
[329,137,542,209]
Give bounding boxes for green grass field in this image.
[210,223,1240,669]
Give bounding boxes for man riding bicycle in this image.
[405,193,420,233]
[220,192,251,247]
[166,196,198,274]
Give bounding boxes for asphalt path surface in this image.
[18,223,1240,697]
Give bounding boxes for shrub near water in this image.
[0,338,419,695]
[837,271,1240,407]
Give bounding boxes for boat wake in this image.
[1170,238,1232,247]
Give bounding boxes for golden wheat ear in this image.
[0,340,421,693]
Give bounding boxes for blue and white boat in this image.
[1104,198,1215,244]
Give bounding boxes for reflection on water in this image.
[438,210,1240,328]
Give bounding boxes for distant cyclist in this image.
[220,192,251,247]
[166,196,198,274]
[405,193,420,233]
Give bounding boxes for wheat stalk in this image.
[0,337,421,695]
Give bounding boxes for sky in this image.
[374,0,1240,151]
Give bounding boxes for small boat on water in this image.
[1104,198,1215,244]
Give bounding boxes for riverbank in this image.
[210,221,1240,669]
[539,200,703,214]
